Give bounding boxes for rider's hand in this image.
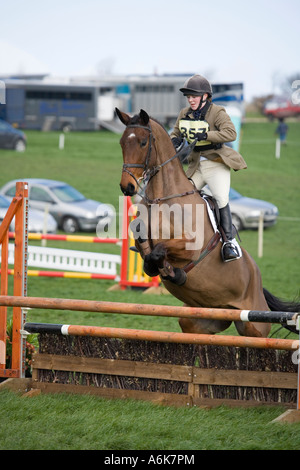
[195,132,207,141]
[171,136,183,149]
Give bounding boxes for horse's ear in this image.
[115,108,130,126]
[140,109,149,126]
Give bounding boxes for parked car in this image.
[203,187,278,230]
[0,194,57,233]
[0,119,27,151]
[0,179,115,233]
[263,97,300,120]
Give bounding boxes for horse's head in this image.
[116,108,154,196]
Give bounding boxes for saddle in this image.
[199,190,239,242]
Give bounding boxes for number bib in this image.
[179,119,211,146]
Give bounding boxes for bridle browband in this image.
[122,122,198,204]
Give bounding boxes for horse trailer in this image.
[0,75,244,132]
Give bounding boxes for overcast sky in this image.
[0,0,298,101]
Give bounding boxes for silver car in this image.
[0,119,27,152]
[0,194,57,233]
[0,179,115,233]
[203,187,278,230]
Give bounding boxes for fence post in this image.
[11,182,29,377]
[0,230,9,371]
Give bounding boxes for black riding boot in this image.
[219,204,240,262]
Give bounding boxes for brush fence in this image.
[31,333,298,408]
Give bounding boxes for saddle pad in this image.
[202,194,242,257]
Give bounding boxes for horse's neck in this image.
[149,161,188,198]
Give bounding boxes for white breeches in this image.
[190,159,231,209]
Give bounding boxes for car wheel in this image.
[231,214,243,231]
[15,139,26,152]
[62,216,79,233]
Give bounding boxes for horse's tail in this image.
[263,288,300,334]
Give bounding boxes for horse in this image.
[116,108,299,337]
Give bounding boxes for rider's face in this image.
[186,94,207,110]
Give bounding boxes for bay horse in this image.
[116,108,299,337]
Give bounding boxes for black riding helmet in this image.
[180,74,213,97]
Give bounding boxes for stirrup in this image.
[221,240,242,263]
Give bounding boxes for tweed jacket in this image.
[170,102,247,178]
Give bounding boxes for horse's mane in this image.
[151,117,170,137]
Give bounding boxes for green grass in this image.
[0,389,299,450]
[0,121,300,450]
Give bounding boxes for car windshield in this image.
[229,188,242,200]
[0,195,10,208]
[51,185,86,203]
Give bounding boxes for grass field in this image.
[0,120,300,450]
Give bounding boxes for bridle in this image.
[122,124,154,189]
[121,122,198,204]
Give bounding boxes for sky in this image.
[0,0,299,101]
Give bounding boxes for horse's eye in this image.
[140,139,147,148]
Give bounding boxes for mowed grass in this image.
[0,389,299,451]
[0,120,300,450]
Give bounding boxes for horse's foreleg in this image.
[160,265,187,286]
[143,243,187,285]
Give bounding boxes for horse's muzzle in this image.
[120,182,136,196]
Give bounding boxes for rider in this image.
[170,74,247,262]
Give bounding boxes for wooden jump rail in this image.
[0,294,298,326]
[0,295,298,352]
[22,322,298,351]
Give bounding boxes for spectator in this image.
[275,118,288,145]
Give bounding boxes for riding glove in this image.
[195,132,207,141]
[171,137,183,149]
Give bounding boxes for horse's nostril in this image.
[120,183,136,196]
[127,183,135,195]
